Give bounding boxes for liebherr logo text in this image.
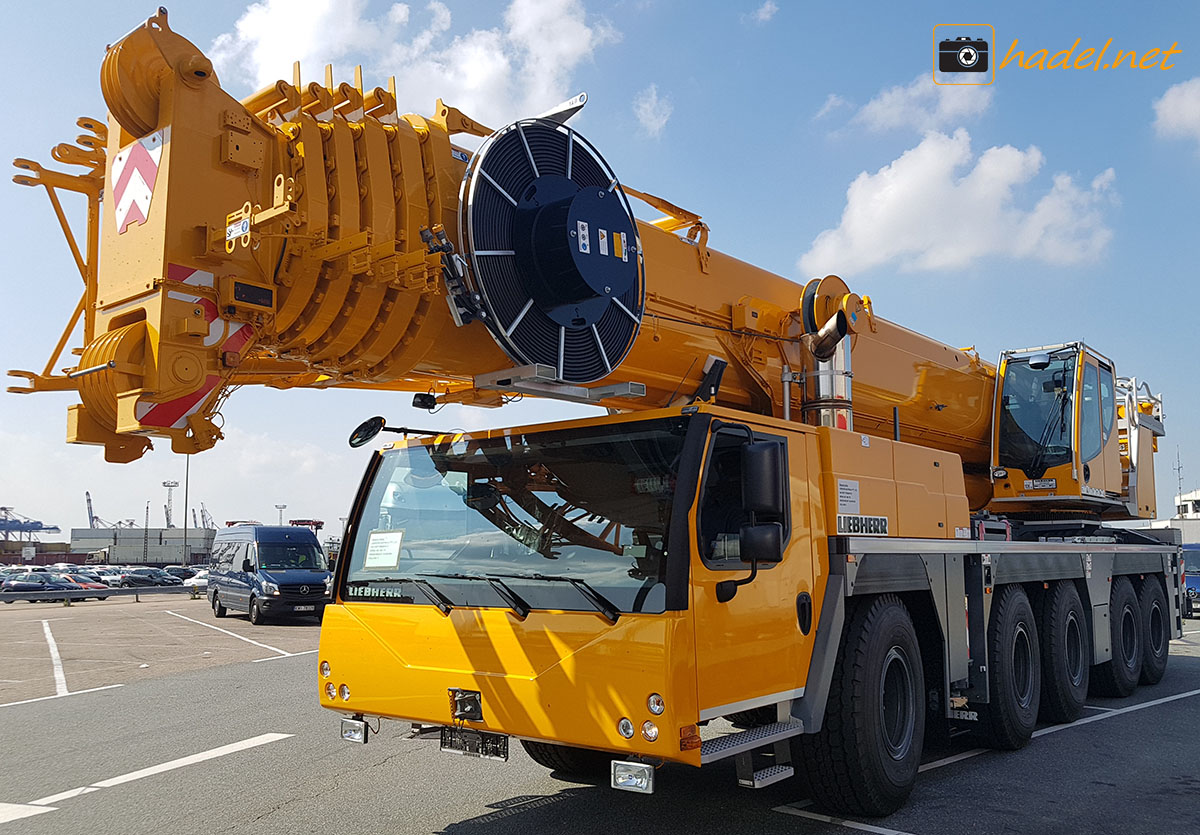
[949,708,979,722]
[347,586,410,599]
[837,515,890,535]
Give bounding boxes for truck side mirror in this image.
[740,522,783,564]
[742,441,783,517]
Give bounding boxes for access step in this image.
[737,763,794,789]
[700,721,804,764]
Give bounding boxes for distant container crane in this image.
[85,491,138,529]
[0,507,61,542]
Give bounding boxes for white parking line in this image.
[774,804,917,835]
[918,747,987,773]
[0,803,56,824]
[41,620,68,696]
[164,611,289,656]
[1033,687,1200,738]
[21,732,292,814]
[0,684,124,709]
[251,649,318,663]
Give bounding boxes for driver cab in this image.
[989,342,1133,517]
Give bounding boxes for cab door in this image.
[691,424,813,722]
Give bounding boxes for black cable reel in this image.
[459,119,646,384]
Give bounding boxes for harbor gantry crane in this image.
[0,507,61,542]
[162,480,179,528]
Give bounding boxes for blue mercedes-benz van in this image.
[207,526,331,625]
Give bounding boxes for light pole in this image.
[275,504,287,525]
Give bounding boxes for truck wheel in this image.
[796,594,924,817]
[982,585,1040,749]
[248,597,263,625]
[1039,581,1089,724]
[520,740,611,778]
[1137,578,1169,686]
[212,593,227,618]
[1091,576,1142,698]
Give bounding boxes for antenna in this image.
[1174,446,1184,506]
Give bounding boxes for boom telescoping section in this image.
[11,9,1161,519]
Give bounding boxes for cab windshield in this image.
[258,543,327,571]
[998,353,1076,479]
[341,417,691,616]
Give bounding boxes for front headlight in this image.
[263,580,280,596]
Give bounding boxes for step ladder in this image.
[699,719,804,789]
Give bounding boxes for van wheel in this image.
[1137,578,1169,686]
[796,594,924,817]
[249,597,263,625]
[1039,580,1089,724]
[1091,576,1142,698]
[212,593,227,618]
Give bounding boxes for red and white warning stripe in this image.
[135,265,255,430]
[112,131,164,235]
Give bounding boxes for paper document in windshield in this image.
[364,530,405,570]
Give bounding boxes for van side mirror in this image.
[740,522,783,564]
[242,558,253,573]
[742,441,783,517]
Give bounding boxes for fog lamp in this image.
[340,718,368,743]
[647,693,665,715]
[641,721,659,742]
[339,684,351,701]
[320,661,331,678]
[617,717,634,739]
[325,682,336,700]
[611,761,654,794]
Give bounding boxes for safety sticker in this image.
[598,228,609,256]
[226,218,251,241]
[577,221,590,254]
[451,148,470,163]
[1024,478,1056,490]
[613,231,626,261]
[837,479,860,515]
[364,529,405,570]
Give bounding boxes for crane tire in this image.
[1137,578,1169,686]
[520,741,611,778]
[1038,581,1089,724]
[982,585,1040,750]
[1091,576,1142,698]
[796,594,924,818]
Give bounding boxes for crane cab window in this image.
[998,353,1075,479]
[1099,365,1115,443]
[698,429,787,569]
[1080,364,1102,462]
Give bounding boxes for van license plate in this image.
[293,605,315,612]
[440,726,508,761]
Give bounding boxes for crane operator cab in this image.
[988,342,1164,520]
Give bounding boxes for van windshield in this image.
[258,543,327,571]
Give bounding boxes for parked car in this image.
[182,569,209,590]
[163,566,197,580]
[1,573,84,602]
[120,568,183,587]
[1183,547,1199,618]
[208,526,331,625]
[90,567,124,587]
[60,574,112,600]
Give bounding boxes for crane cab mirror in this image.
[742,441,784,517]
[348,416,386,448]
[1028,353,1051,370]
[740,522,783,564]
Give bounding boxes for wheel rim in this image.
[879,646,915,761]
[1120,604,1138,667]
[1012,623,1034,709]
[1065,611,1084,687]
[1149,601,1164,656]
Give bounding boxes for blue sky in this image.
[2,0,1199,536]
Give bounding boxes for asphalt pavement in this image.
[1,600,1198,834]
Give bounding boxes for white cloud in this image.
[633,83,672,138]
[1153,77,1200,150]
[798,129,1116,276]
[853,73,992,132]
[210,0,618,129]
[814,93,849,120]
[749,1,778,23]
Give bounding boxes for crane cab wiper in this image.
[486,572,620,625]
[417,572,531,619]
[345,577,454,615]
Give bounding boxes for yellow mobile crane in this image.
[12,10,1183,816]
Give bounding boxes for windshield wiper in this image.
[418,572,530,619]
[346,576,454,615]
[486,572,620,625]
[1026,387,1070,479]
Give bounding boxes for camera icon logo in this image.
[941,37,987,72]
[933,25,995,85]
